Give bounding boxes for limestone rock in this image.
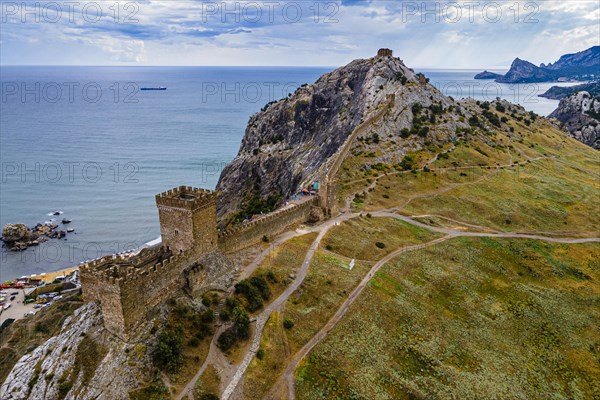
[216,52,471,221]
[549,91,600,149]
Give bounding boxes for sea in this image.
[0,66,581,281]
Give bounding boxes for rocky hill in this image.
[216,52,472,222]
[539,81,600,100]
[549,91,600,149]
[474,70,503,80]
[475,46,600,83]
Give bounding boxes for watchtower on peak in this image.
[377,48,393,58]
[155,186,218,256]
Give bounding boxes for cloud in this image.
[0,0,598,67]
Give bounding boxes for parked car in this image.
[10,296,15,301]
[2,303,11,310]
[53,295,63,301]
[10,292,18,296]
[33,304,43,309]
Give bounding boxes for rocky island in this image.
[474,70,503,80]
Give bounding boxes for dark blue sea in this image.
[0,66,576,280]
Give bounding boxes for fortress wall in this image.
[80,252,190,340]
[218,198,317,253]
[118,255,189,338]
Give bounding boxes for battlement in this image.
[218,197,318,239]
[156,186,217,212]
[81,184,324,340]
[80,248,183,286]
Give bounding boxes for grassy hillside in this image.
[296,237,600,399]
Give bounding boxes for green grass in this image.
[404,159,599,235]
[296,238,600,399]
[321,216,443,261]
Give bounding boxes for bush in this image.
[217,327,237,351]
[256,348,265,360]
[188,337,200,347]
[201,296,211,307]
[201,309,215,323]
[262,235,269,243]
[153,326,184,373]
[283,319,295,330]
[375,242,386,249]
[199,394,220,400]
[233,307,251,339]
[219,309,230,322]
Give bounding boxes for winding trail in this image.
[220,214,358,400]
[177,154,597,400]
[275,212,600,399]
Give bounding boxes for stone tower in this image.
[156,186,218,256]
[377,48,393,58]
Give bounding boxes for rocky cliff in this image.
[539,81,600,100]
[486,46,600,84]
[496,58,555,83]
[216,52,467,221]
[542,46,600,70]
[0,303,146,400]
[549,91,600,149]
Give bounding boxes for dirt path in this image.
[220,214,358,400]
[274,213,599,399]
[275,234,454,399]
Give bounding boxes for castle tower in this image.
[156,186,218,256]
[377,48,393,58]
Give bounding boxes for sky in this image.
[1,0,599,68]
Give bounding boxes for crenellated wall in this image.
[81,188,322,341]
[217,197,317,253]
[80,250,188,341]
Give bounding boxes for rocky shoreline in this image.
[2,216,75,251]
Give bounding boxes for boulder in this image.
[2,224,32,243]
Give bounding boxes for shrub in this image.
[283,319,295,330]
[201,296,211,307]
[262,235,269,243]
[201,309,215,323]
[199,394,220,400]
[217,328,237,351]
[233,307,250,339]
[219,309,230,322]
[153,326,184,373]
[256,348,265,360]
[375,242,386,249]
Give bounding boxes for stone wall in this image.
[81,189,320,341]
[80,252,187,341]
[218,198,317,253]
